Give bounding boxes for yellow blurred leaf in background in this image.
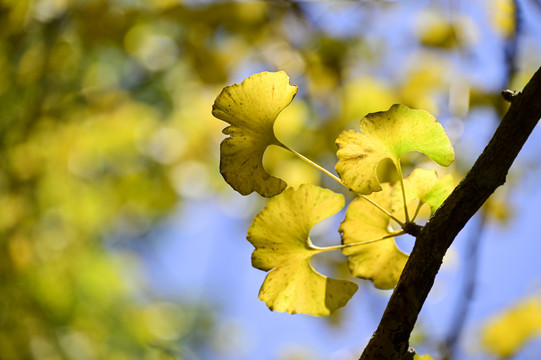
[481,297,541,358]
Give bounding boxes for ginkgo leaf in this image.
[247,184,358,316]
[392,168,455,216]
[335,104,454,195]
[212,71,297,197]
[339,183,408,289]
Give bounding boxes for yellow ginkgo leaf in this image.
[335,104,454,195]
[339,183,408,289]
[212,71,297,197]
[247,184,358,316]
[392,168,455,216]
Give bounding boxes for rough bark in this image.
[360,65,541,360]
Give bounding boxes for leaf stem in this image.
[411,201,423,222]
[361,196,405,228]
[282,144,343,184]
[313,231,406,253]
[281,144,406,228]
[395,161,410,223]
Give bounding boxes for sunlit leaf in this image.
[392,168,454,216]
[247,184,358,316]
[339,183,408,289]
[212,71,298,197]
[481,297,541,358]
[335,104,454,195]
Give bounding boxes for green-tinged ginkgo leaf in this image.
[212,71,297,197]
[247,184,358,316]
[335,104,454,195]
[392,168,454,216]
[481,297,541,358]
[339,183,408,289]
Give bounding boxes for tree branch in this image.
[360,65,541,360]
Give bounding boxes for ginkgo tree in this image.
[212,71,455,315]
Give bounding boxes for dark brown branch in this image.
[360,65,541,360]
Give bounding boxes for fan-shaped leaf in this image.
[335,104,454,195]
[392,168,454,216]
[212,71,297,197]
[339,183,408,289]
[247,184,358,316]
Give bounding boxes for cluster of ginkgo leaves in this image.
[212,71,455,316]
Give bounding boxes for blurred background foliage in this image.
[0,0,540,359]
